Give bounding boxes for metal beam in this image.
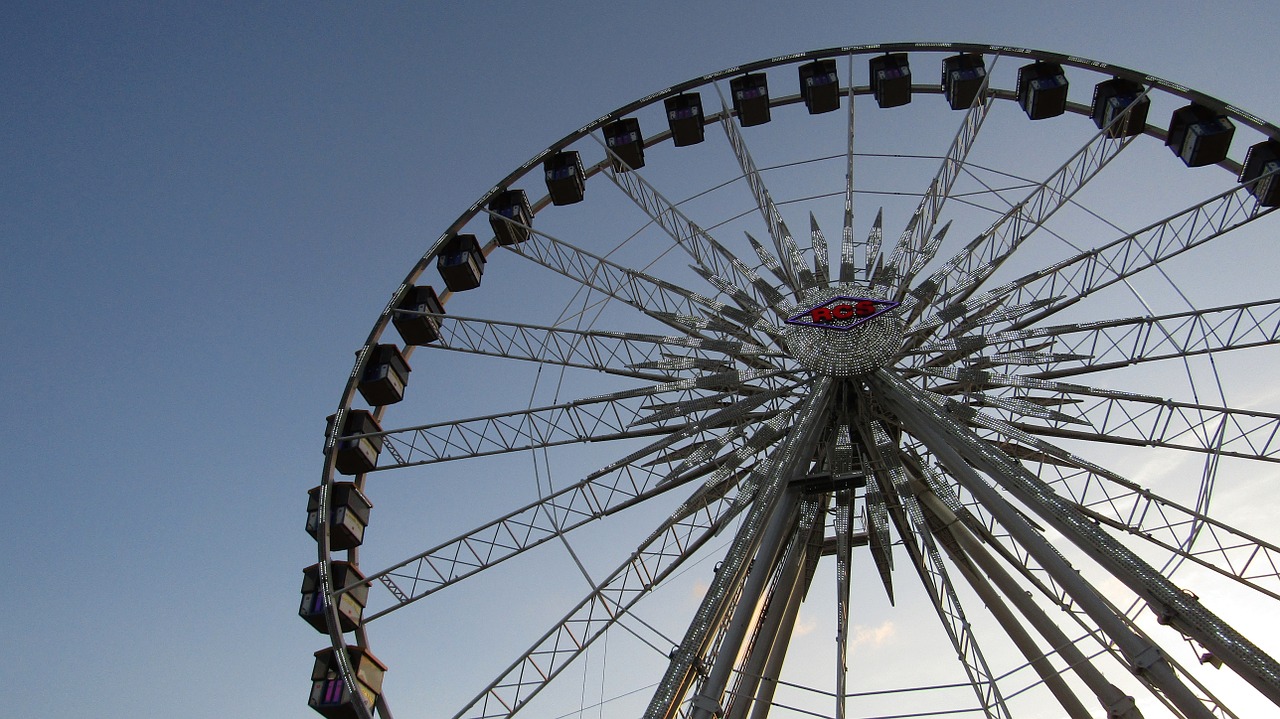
[645,378,834,719]
[873,370,1280,713]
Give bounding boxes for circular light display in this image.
[781,284,905,377]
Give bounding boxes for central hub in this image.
[781,284,905,376]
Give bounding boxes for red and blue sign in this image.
[784,295,900,331]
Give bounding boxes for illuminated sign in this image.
[784,295,900,331]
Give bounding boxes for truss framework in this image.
[311,43,1280,719]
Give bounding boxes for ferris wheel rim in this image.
[309,42,1280,719]
[353,42,1274,365]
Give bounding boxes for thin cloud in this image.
[793,615,818,637]
[849,620,897,652]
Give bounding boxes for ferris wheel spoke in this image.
[874,216,915,292]
[911,293,1064,345]
[492,216,766,341]
[921,86,1152,304]
[645,401,805,500]
[1039,396,1280,464]
[690,248,792,326]
[358,389,799,606]
[595,146,785,311]
[690,264,772,323]
[355,403,782,622]
[1022,298,1280,380]
[744,232,794,297]
[863,210,887,285]
[1014,392,1280,465]
[372,398,664,470]
[918,363,1280,464]
[838,71,859,285]
[652,310,780,349]
[907,95,1146,332]
[714,85,813,294]
[876,68,995,299]
[369,373,787,470]
[966,391,1088,427]
[633,380,801,427]
[939,183,1276,338]
[810,213,832,290]
[899,221,952,288]
[660,400,808,527]
[419,312,773,382]
[453,472,753,719]
[909,296,1280,377]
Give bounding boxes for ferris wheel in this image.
[303,43,1280,719]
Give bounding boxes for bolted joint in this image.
[1103,691,1141,719]
[1151,600,1195,637]
[691,693,724,717]
[1130,644,1167,674]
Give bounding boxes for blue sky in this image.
[4,2,1280,718]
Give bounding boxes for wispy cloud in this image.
[849,620,897,652]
